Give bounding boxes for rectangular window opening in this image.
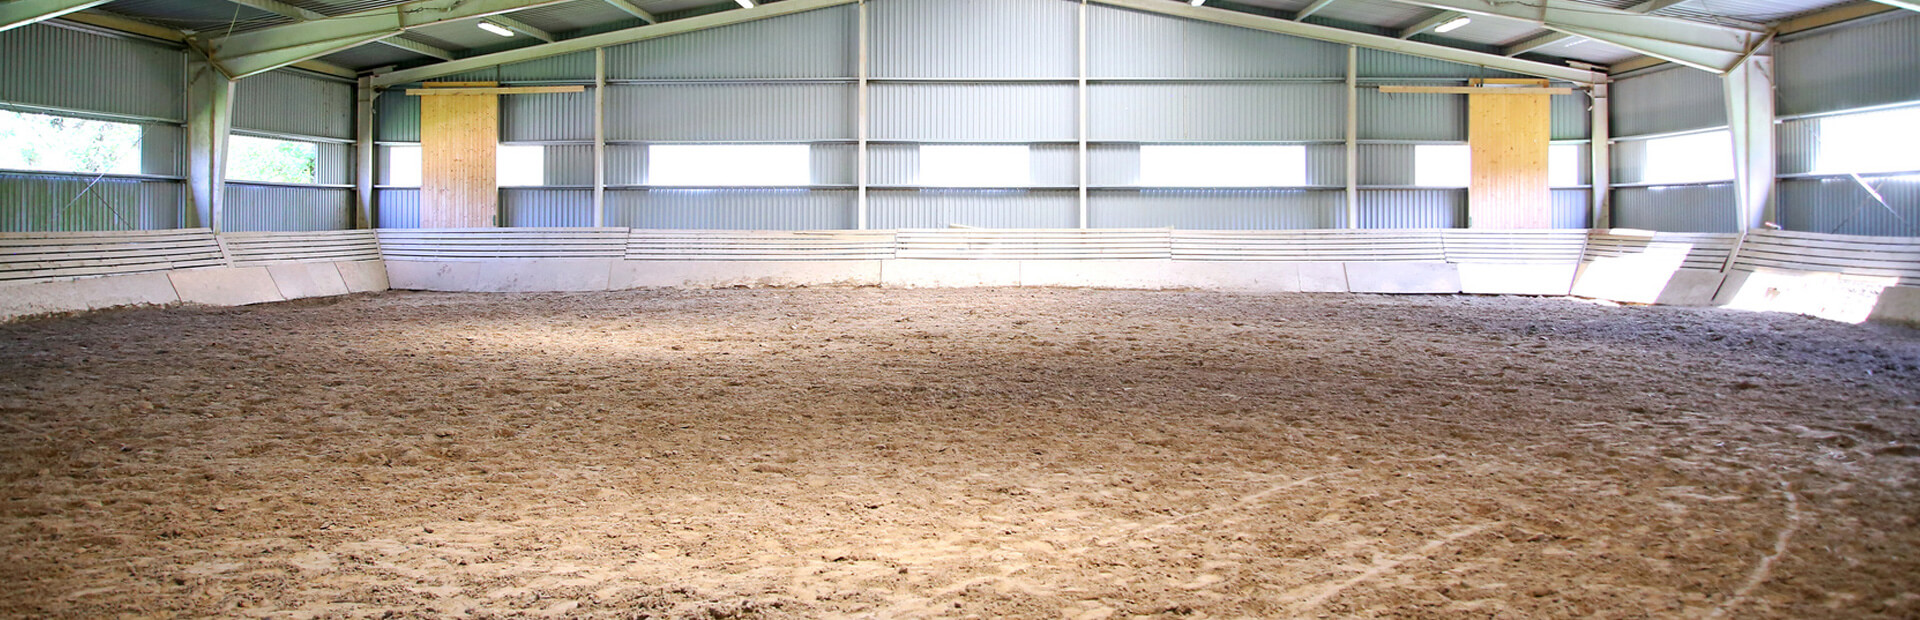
[1139,144,1307,187]
[1414,144,1470,187]
[228,135,319,184]
[920,145,1031,188]
[1548,144,1580,188]
[649,144,811,187]
[1815,105,1920,176]
[498,144,545,187]
[1641,130,1732,185]
[0,109,142,175]
[386,145,422,187]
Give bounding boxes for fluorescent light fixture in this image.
[1434,16,1472,33]
[735,0,755,7]
[477,21,515,37]
[1190,0,1206,5]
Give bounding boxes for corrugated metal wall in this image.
[1088,5,1345,78]
[1612,184,1737,232]
[1610,66,1725,137]
[869,190,1078,228]
[873,0,1078,78]
[0,23,188,231]
[1089,190,1344,229]
[1776,177,1920,237]
[607,83,854,141]
[1777,12,1920,117]
[1358,190,1465,228]
[228,69,359,232]
[1606,66,1732,232]
[607,190,858,229]
[223,185,354,231]
[232,70,354,139]
[609,7,856,79]
[1090,83,1344,142]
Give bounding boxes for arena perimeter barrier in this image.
[2,227,1916,326]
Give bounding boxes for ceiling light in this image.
[1190,0,1207,6]
[736,0,755,7]
[477,21,515,37]
[1433,16,1471,33]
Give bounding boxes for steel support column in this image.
[355,77,376,229]
[1345,45,1358,229]
[186,52,234,232]
[1589,84,1610,228]
[1723,55,1776,230]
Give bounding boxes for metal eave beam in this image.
[1368,0,1758,71]
[1398,10,1461,38]
[1501,0,1712,57]
[1293,0,1341,20]
[1088,0,1605,84]
[48,12,360,78]
[1,0,113,32]
[487,15,554,41]
[204,0,574,79]
[375,35,456,59]
[372,0,862,87]
[602,0,660,23]
[1866,0,1920,12]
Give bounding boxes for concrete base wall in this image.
[0,260,389,322]
[1569,260,1727,307]
[1717,267,1911,324]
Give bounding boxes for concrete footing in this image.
[1,260,389,322]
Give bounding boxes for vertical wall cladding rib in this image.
[1356,48,1526,79]
[1357,143,1417,186]
[222,185,354,232]
[376,188,420,228]
[0,24,184,121]
[1087,5,1344,78]
[1776,117,1816,176]
[1611,139,1652,185]
[813,143,859,186]
[318,142,354,186]
[375,90,421,142]
[608,84,854,141]
[873,83,1076,142]
[606,144,646,186]
[1088,190,1345,229]
[1359,89,1464,141]
[868,190,1079,228]
[499,51,596,82]
[608,6,856,79]
[873,0,1077,78]
[1777,177,1920,237]
[1611,184,1737,232]
[1087,144,1344,187]
[1777,13,1920,116]
[501,189,594,227]
[232,70,355,140]
[1089,83,1344,141]
[502,91,593,142]
[537,144,594,186]
[142,124,186,178]
[1610,66,1726,137]
[1550,189,1590,229]
[1550,90,1591,141]
[607,189,857,229]
[1357,189,1465,228]
[868,143,1079,187]
[0,173,183,232]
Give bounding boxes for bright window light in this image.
[1548,144,1580,187]
[228,135,318,184]
[1140,144,1307,187]
[1815,105,1920,175]
[386,145,422,186]
[649,144,810,186]
[1414,144,1470,187]
[0,109,141,175]
[497,145,544,186]
[1642,130,1732,184]
[920,145,1030,187]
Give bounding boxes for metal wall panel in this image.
[868,143,1079,186]
[544,144,595,186]
[1088,189,1345,229]
[223,184,353,231]
[317,142,353,186]
[608,6,856,79]
[376,188,419,228]
[1357,143,1416,186]
[1776,116,1815,176]
[499,51,596,82]
[1088,5,1345,78]
[0,24,184,122]
[1356,48,1526,79]
[1550,188,1590,229]
[502,90,593,142]
[1611,184,1737,232]
[1778,13,1920,116]
[608,83,854,140]
[1090,83,1344,141]
[1611,66,1725,137]
[501,188,594,227]
[1088,143,1344,186]
[1551,90,1591,141]
[0,173,183,231]
[1359,89,1465,141]
[868,190,1079,228]
[1777,176,1920,237]
[232,69,354,140]
[142,123,185,177]
[1357,189,1465,228]
[872,0,1077,79]
[607,189,857,229]
[874,83,1076,141]
[375,90,421,142]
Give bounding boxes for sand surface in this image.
[2,288,1918,618]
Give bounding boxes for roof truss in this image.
[1366,0,1765,72]
[201,0,575,79]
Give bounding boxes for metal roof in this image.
[75,0,1872,77]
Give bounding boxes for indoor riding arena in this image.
[3,0,1919,618]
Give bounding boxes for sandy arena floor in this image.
[2,288,1918,618]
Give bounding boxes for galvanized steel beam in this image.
[1,0,112,32]
[204,0,574,79]
[1866,0,1920,13]
[1089,0,1606,84]
[1398,10,1461,38]
[1293,0,1340,20]
[1366,0,1758,71]
[601,0,659,23]
[374,35,455,60]
[488,15,554,42]
[371,0,862,88]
